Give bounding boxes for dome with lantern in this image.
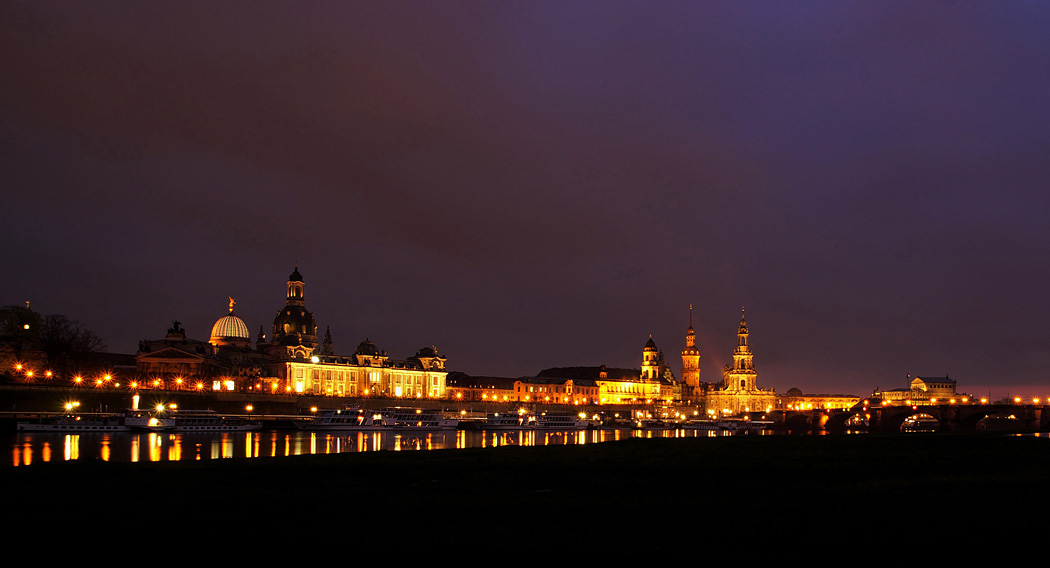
[210,297,252,349]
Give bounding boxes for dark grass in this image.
[4,434,1047,552]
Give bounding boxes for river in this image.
[7,427,760,466]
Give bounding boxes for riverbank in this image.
[4,433,1045,550]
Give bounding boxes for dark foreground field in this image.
[4,433,1047,552]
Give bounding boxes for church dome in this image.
[644,336,658,351]
[356,339,380,357]
[210,312,250,347]
[289,266,304,282]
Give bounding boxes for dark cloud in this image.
[3,2,1050,397]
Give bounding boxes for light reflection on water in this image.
[8,427,756,466]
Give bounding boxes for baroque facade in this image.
[136,267,448,398]
[685,309,776,415]
[873,375,967,404]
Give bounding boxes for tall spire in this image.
[681,304,701,396]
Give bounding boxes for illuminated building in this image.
[136,320,216,381]
[702,309,775,415]
[277,341,447,397]
[777,388,859,411]
[680,305,701,400]
[210,298,251,349]
[136,266,447,397]
[873,375,969,404]
[266,266,317,361]
[263,267,448,398]
[136,311,262,390]
[539,354,675,405]
[447,375,598,404]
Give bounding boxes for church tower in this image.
[641,336,660,379]
[725,308,757,391]
[681,305,701,395]
[270,265,318,359]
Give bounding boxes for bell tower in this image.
[727,307,756,391]
[641,336,660,379]
[681,304,701,395]
[287,265,305,307]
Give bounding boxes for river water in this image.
[7,427,755,466]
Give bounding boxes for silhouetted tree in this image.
[0,305,105,379]
[39,314,106,377]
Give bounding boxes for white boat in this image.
[17,413,131,433]
[166,409,262,432]
[532,413,588,430]
[686,419,719,431]
[383,407,459,430]
[483,411,530,430]
[18,409,177,433]
[483,411,587,430]
[297,407,456,431]
[124,409,176,432]
[717,419,772,431]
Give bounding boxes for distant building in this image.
[680,305,701,401]
[136,267,448,397]
[136,305,263,391]
[696,309,776,416]
[446,374,599,404]
[873,375,969,404]
[777,387,859,411]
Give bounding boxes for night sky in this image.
[4,2,1050,399]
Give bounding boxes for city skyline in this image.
[3,3,1050,398]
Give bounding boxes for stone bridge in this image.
[777,403,1049,433]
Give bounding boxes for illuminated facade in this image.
[874,375,967,404]
[447,375,598,404]
[136,267,447,396]
[263,268,448,398]
[703,309,775,415]
[777,388,859,411]
[136,311,264,391]
[680,305,701,400]
[598,344,677,404]
[276,342,447,398]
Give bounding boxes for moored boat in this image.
[17,413,130,433]
[166,409,262,432]
[296,407,456,431]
